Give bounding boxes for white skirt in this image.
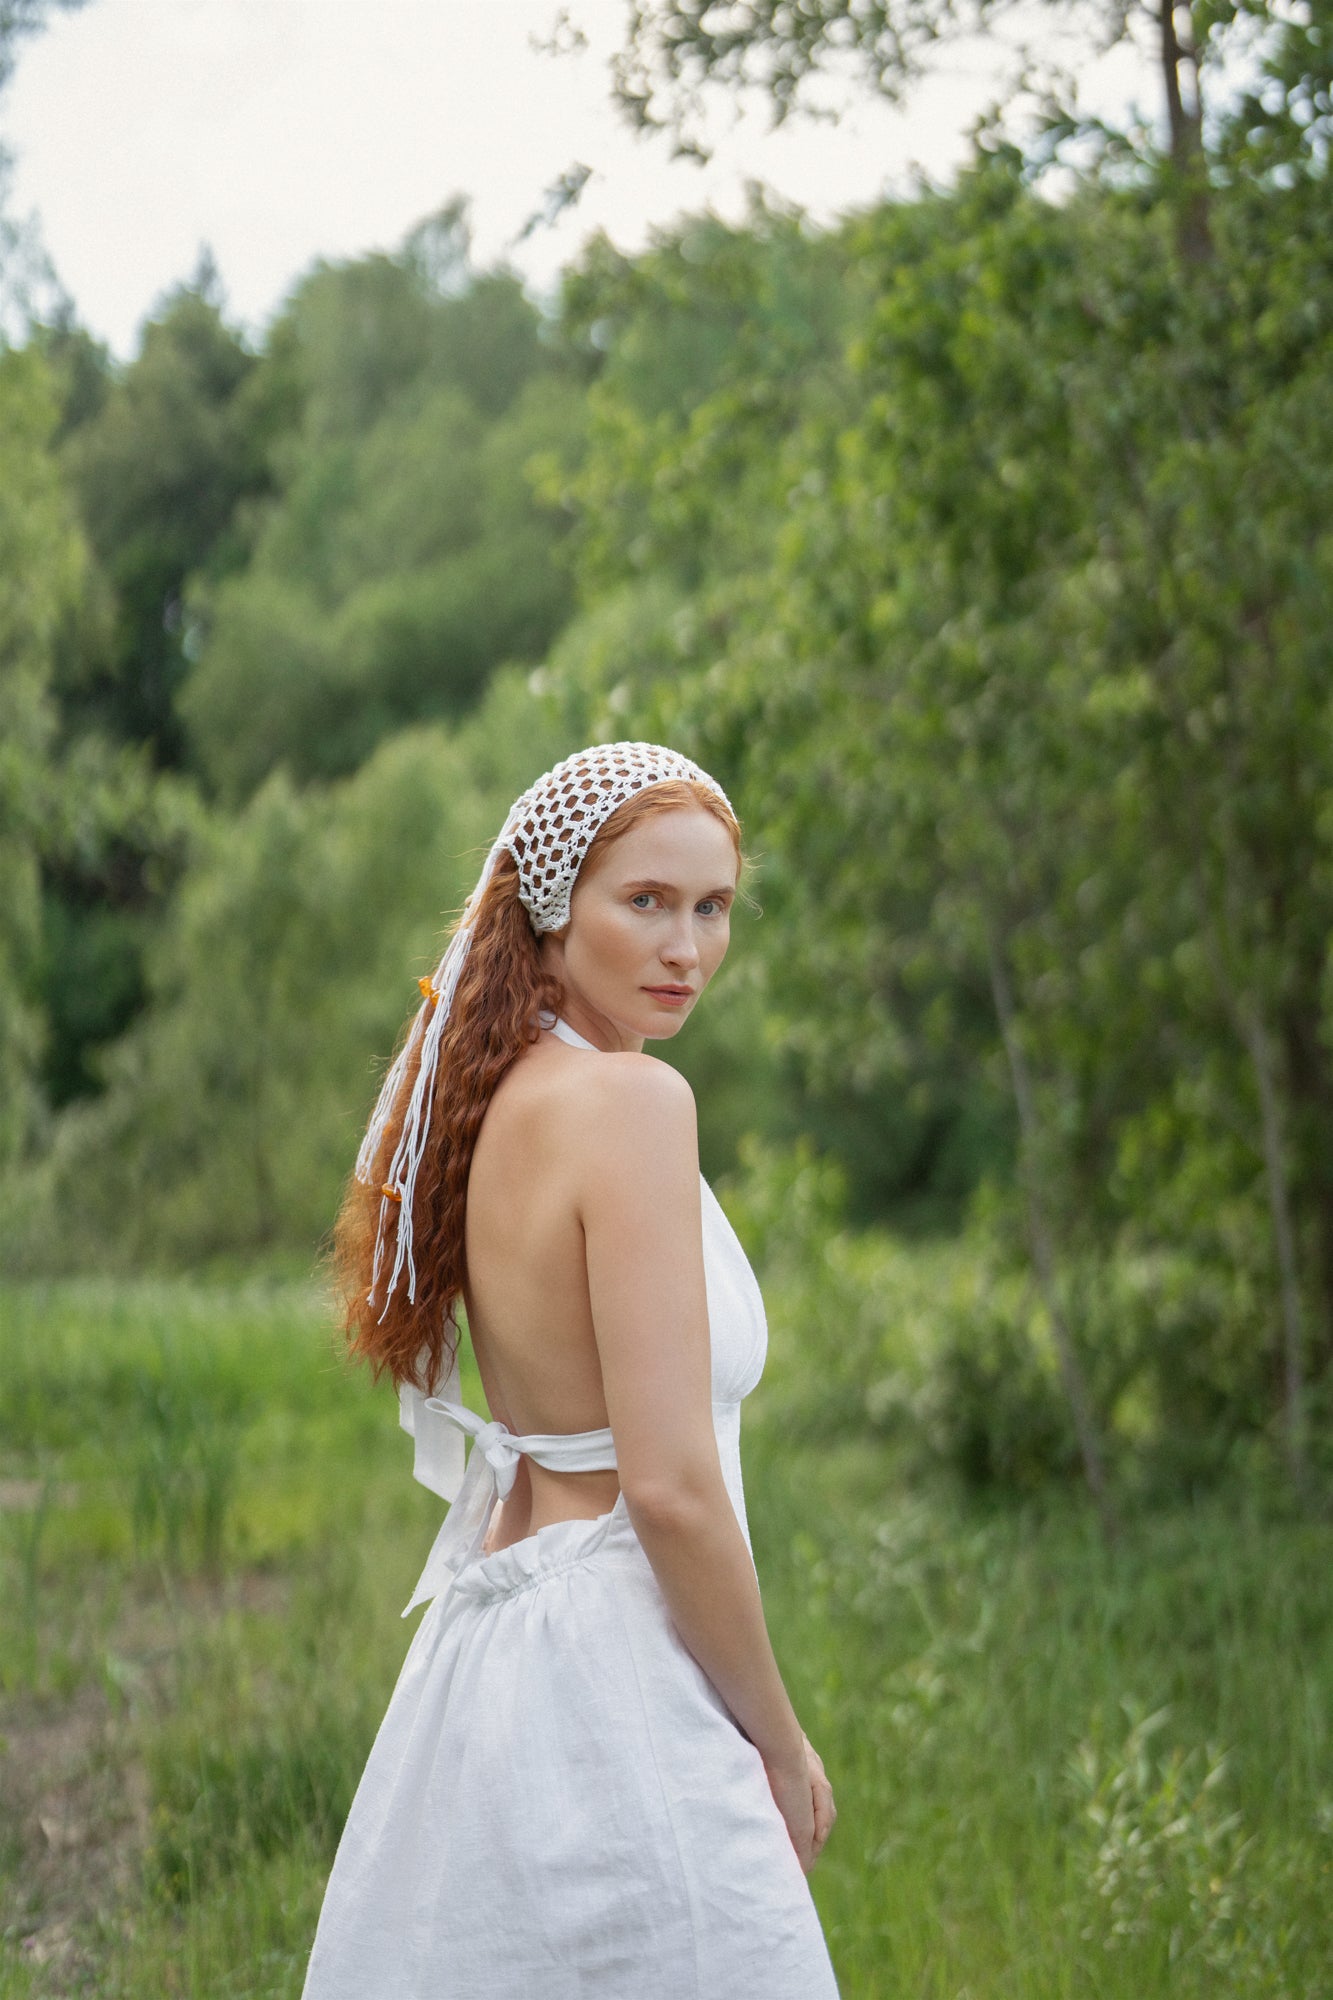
[301,1494,839,1998]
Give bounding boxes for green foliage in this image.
[179,222,581,799]
[554,199,862,596]
[59,270,271,761]
[716,1135,1315,1492]
[126,1374,244,1574]
[35,732,196,1108]
[0,345,86,1171]
[1071,1708,1245,1957]
[920,1291,1081,1493]
[42,674,570,1266]
[290,205,549,434]
[4,6,1332,1502]
[547,202,1001,1222]
[18,281,271,1125]
[145,1686,367,1903]
[1067,1703,1325,1994]
[608,0,1240,203]
[16,219,584,1169]
[5,1274,1331,1994]
[611,0,960,149]
[547,99,1333,1484]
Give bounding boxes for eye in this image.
[629,892,657,910]
[696,898,728,917]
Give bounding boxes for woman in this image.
[303,742,839,1999]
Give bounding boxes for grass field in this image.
[1,1273,1330,1998]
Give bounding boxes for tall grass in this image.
[1,1274,1329,1997]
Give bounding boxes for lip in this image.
[643,985,694,1006]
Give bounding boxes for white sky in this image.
[3,0,1160,359]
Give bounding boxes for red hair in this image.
[334,777,741,1390]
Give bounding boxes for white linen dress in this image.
[301,1019,839,1999]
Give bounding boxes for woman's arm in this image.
[575,1056,816,1868]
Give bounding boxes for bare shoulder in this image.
[554,1050,698,1181]
[590,1049,694,1111]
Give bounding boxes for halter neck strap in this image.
[545,1015,601,1052]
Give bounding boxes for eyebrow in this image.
[624,878,736,900]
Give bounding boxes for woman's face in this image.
[540,806,740,1052]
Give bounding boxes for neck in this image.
[551,1000,643,1054]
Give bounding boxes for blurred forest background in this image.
[3,1,1333,1994]
[6,0,1333,1502]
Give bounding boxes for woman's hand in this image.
[764,1732,835,1873]
[763,1745,816,1871]
[804,1733,836,1865]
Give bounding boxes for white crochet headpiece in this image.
[355,740,734,1315]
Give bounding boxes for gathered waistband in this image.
[441,1491,649,1607]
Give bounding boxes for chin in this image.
[641,1014,689,1041]
[634,997,695,1040]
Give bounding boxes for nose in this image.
[660,917,701,972]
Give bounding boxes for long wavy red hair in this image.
[334,777,742,1391]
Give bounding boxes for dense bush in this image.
[722,1138,1313,1496]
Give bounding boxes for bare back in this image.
[462,1027,628,1542]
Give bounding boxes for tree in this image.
[611,0,1221,255]
[547,198,1014,1227]
[0,346,86,1174]
[178,226,581,800]
[60,262,275,762]
[547,26,1333,1496]
[53,674,570,1265]
[613,0,1207,146]
[21,273,275,1110]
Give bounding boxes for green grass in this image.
[1,1275,1330,1998]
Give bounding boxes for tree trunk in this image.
[1189,853,1311,1499]
[986,922,1119,1543]
[1278,995,1333,1381]
[1239,999,1309,1493]
[1156,0,1213,262]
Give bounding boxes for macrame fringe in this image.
[357,837,503,1317]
